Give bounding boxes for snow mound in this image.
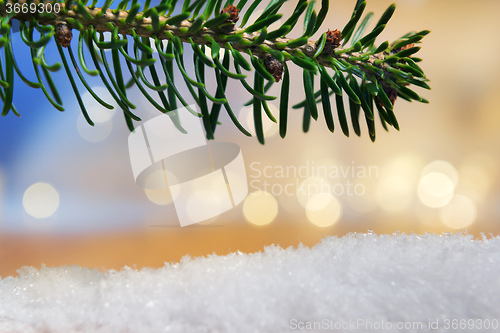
[1,233,500,332]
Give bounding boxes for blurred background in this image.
[1,0,499,277]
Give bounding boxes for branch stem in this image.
[0,0,384,74]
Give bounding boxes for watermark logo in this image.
[128,105,248,226]
[249,161,378,200]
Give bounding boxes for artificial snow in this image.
[1,233,500,333]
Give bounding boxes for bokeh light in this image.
[77,114,113,143]
[296,176,330,208]
[240,104,280,138]
[144,188,172,206]
[76,87,116,142]
[439,195,477,229]
[306,193,342,228]
[384,154,425,181]
[243,191,278,226]
[80,87,117,123]
[422,160,459,187]
[375,154,424,213]
[23,183,60,219]
[418,172,455,208]
[143,169,179,206]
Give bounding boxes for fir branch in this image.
[0,0,431,143]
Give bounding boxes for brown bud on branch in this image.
[55,22,72,48]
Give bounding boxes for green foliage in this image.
[0,0,430,143]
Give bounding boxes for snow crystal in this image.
[1,233,500,332]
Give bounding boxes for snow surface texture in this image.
[1,233,500,333]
